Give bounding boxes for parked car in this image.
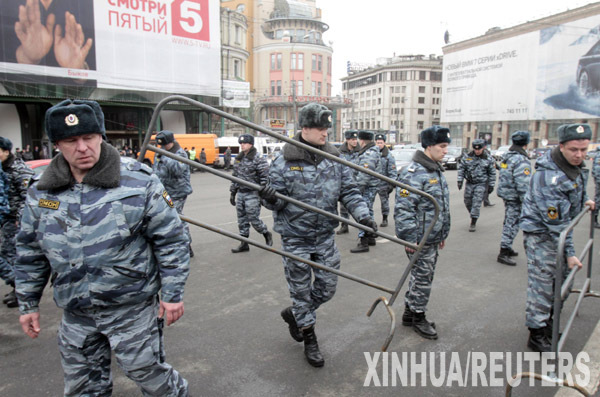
[442,146,464,170]
[26,159,52,176]
[493,145,512,161]
[391,149,417,173]
[576,40,600,97]
[531,147,552,159]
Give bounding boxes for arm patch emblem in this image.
[399,189,410,198]
[547,206,558,220]
[163,191,174,208]
[524,168,530,175]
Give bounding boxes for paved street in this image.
[1,160,598,396]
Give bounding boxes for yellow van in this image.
[140,134,218,166]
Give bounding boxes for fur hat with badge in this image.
[156,130,175,146]
[344,129,358,139]
[358,130,374,140]
[298,102,332,129]
[238,134,254,145]
[511,130,530,146]
[558,123,592,143]
[472,139,486,149]
[0,137,12,151]
[45,99,106,143]
[420,125,451,148]
[375,133,386,142]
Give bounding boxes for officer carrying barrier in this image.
[139,95,440,351]
[507,206,599,396]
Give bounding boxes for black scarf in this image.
[236,146,257,161]
[413,150,444,172]
[282,133,339,165]
[551,146,582,181]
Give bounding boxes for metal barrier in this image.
[506,207,599,396]
[139,95,440,351]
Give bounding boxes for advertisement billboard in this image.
[0,0,221,97]
[442,13,600,122]
[222,80,250,108]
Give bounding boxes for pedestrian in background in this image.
[336,129,361,235]
[260,102,374,367]
[15,99,190,395]
[457,139,496,232]
[224,146,232,170]
[496,131,532,266]
[199,147,207,172]
[374,133,397,227]
[520,123,595,352]
[229,134,273,253]
[395,126,451,340]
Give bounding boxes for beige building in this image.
[341,55,443,144]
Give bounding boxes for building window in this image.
[277,80,282,95]
[317,82,322,95]
[235,25,242,45]
[234,59,241,78]
[271,80,276,96]
[328,57,332,74]
[418,97,425,104]
[418,108,424,115]
[291,53,304,70]
[419,86,426,93]
[430,72,442,81]
[311,81,316,95]
[271,53,282,70]
[312,54,317,71]
[419,71,427,80]
[312,54,322,71]
[297,80,303,95]
[417,121,424,129]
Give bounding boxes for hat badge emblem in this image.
[328,115,332,122]
[576,125,584,133]
[65,114,79,126]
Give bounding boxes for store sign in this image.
[270,119,286,128]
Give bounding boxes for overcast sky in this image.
[318,0,592,95]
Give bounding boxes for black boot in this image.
[350,237,369,253]
[367,236,377,246]
[231,240,250,253]
[497,248,517,266]
[189,244,195,258]
[336,224,349,235]
[302,326,324,367]
[412,312,438,340]
[595,214,600,229]
[380,215,388,227]
[507,247,519,257]
[3,289,17,308]
[402,305,414,326]
[528,327,551,352]
[280,307,303,342]
[469,218,477,232]
[263,231,273,247]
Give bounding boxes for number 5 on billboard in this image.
[171,0,210,41]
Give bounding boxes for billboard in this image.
[0,0,221,97]
[222,80,250,108]
[442,13,600,122]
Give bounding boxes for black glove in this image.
[488,185,494,194]
[387,184,395,195]
[230,192,236,206]
[259,185,278,204]
[358,217,378,233]
[457,181,463,190]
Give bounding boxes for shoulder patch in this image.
[500,163,508,169]
[429,178,438,184]
[162,191,174,208]
[524,167,530,175]
[407,167,415,173]
[39,198,60,210]
[547,206,559,220]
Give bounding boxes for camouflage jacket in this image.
[0,168,10,222]
[153,141,193,199]
[497,145,531,202]
[457,151,496,186]
[339,142,361,164]
[356,142,383,191]
[592,151,600,185]
[395,150,451,245]
[230,146,269,194]
[15,142,190,314]
[2,154,34,220]
[379,146,398,188]
[263,135,369,237]
[520,147,589,258]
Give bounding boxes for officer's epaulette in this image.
[28,173,41,187]
[126,159,152,175]
[407,166,416,173]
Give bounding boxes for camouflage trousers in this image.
[594,182,600,217]
[404,244,439,313]
[463,183,486,219]
[58,298,188,397]
[236,191,268,237]
[339,202,349,220]
[173,197,191,245]
[358,186,378,238]
[524,232,570,329]
[0,219,19,284]
[281,234,341,328]
[376,185,391,217]
[500,200,522,249]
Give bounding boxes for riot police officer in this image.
[374,133,397,227]
[336,129,361,235]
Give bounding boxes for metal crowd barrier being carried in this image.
[138,95,440,351]
[506,206,599,396]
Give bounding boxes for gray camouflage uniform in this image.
[458,150,496,219]
[376,146,397,218]
[0,169,10,283]
[0,153,34,285]
[395,150,450,313]
[497,145,531,250]
[356,142,382,238]
[338,141,361,220]
[153,141,193,244]
[230,146,269,237]
[15,142,190,396]
[593,150,600,220]
[520,147,589,329]
[263,135,370,327]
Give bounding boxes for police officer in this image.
[154,130,194,257]
[259,102,374,367]
[350,130,382,253]
[395,126,451,340]
[336,129,361,235]
[457,139,496,232]
[0,136,34,308]
[520,123,595,352]
[496,131,532,266]
[375,133,397,227]
[230,134,273,253]
[0,167,11,304]
[189,146,197,173]
[15,99,190,395]
[592,146,600,228]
